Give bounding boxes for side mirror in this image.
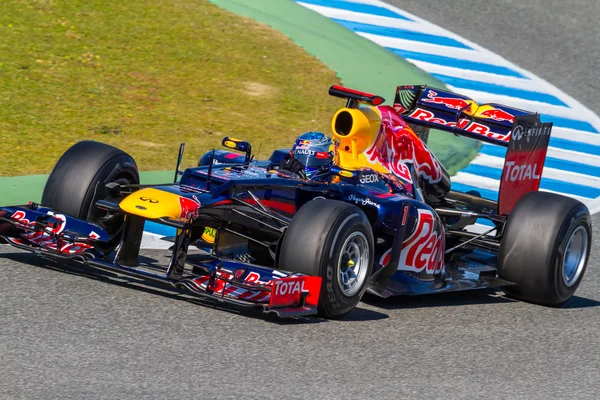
[222,137,252,165]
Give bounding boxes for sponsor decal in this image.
[359,173,379,184]
[139,197,159,203]
[348,194,380,210]
[269,276,321,309]
[365,107,444,184]
[339,170,354,178]
[244,271,274,286]
[201,226,217,244]
[510,124,551,143]
[503,161,541,182]
[379,209,445,274]
[179,195,201,220]
[273,279,305,296]
[409,109,511,143]
[422,90,474,112]
[479,108,514,123]
[224,140,237,148]
[9,210,95,254]
[293,148,316,156]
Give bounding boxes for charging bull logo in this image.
[179,195,201,220]
[422,90,475,113]
[365,107,443,184]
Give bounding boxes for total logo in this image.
[503,161,541,182]
[359,173,379,184]
[273,278,306,296]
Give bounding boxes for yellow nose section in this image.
[119,188,199,220]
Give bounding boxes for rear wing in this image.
[394,85,554,213]
[394,85,537,147]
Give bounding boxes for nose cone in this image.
[119,188,199,220]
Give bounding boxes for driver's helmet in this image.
[291,131,333,180]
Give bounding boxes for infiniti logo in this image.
[512,125,524,141]
[139,197,159,203]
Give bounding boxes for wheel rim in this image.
[562,225,588,287]
[337,231,369,297]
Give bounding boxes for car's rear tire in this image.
[278,199,374,319]
[41,141,139,253]
[498,191,591,306]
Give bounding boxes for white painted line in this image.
[550,128,600,146]
[546,147,600,167]
[359,32,510,65]
[298,3,455,37]
[141,232,173,250]
[408,60,546,92]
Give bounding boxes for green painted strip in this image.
[0,171,174,206]
[209,0,480,172]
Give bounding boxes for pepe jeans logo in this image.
[140,197,159,203]
[348,194,380,209]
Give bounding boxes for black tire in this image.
[498,191,592,306]
[41,141,139,252]
[278,199,374,319]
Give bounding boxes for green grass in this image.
[0,0,341,176]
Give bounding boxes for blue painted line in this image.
[144,221,176,237]
[430,73,568,107]
[549,137,600,155]
[462,164,600,198]
[479,145,600,177]
[387,48,527,79]
[540,115,598,134]
[331,18,471,49]
[451,182,498,200]
[297,0,412,21]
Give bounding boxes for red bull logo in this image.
[422,90,473,112]
[364,107,443,184]
[479,108,515,123]
[179,195,201,220]
[409,109,511,143]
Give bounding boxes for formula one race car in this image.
[0,85,592,319]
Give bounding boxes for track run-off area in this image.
[2,1,600,399]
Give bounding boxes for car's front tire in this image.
[42,141,139,253]
[278,199,374,319]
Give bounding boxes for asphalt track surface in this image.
[2,2,600,399]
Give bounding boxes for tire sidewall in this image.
[318,210,374,318]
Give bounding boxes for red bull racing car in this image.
[0,85,592,319]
